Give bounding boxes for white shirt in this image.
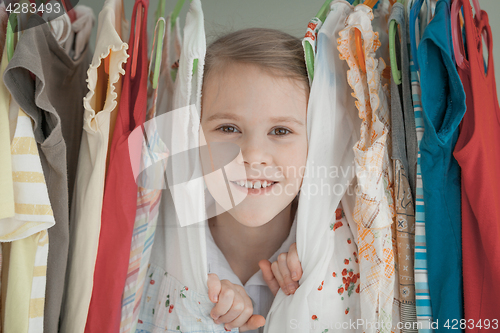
[206,216,298,333]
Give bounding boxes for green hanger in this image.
[389,0,405,85]
[151,0,167,89]
[304,0,333,82]
[6,13,18,62]
[353,0,361,5]
[170,0,198,76]
[171,0,186,29]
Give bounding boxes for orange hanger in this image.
[131,2,145,78]
[355,0,378,73]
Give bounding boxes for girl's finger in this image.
[207,273,221,303]
[277,252,298,294]
[270,259,287,295]
[239,314,266,332]
[210,280,234,321]
[287,243,303,282]
[214,284,246,325]
[259,259,280,296]
[223,285,255,331]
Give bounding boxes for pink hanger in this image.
[451,0,483,69]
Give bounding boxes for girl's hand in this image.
[207,273,266,332]
[259,242,303,296]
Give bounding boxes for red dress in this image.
[85,0,149,331]
[453,0,500,330]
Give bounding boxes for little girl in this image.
[200,28,308,332]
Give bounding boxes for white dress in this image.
[264,1,363,332]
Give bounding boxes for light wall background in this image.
[80,0,500,96]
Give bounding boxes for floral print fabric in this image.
[309,203,361,332]
[338,4,395,333]
[138,204,359,333]
[120,61,168,333]
[136,264,236,333]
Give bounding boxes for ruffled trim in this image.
[337,4,394,230]
[83,41,129,133]
[338,5,382,132]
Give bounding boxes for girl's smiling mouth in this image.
[229,179,279,195]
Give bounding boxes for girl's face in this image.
[201,63,308,227]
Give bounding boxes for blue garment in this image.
[408,4,434,331]
[417,0,465,331]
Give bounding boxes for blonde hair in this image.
[204,28,308,88]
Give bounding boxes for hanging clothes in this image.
[119,15,176,333]
[0,3,6,60]
[0,47,52,333]
[2,231,47,333]
[137,0,212,331]
[0,26,55,243]
[3,13,92,332]
[452,0,500,329]
[0,2,13,222]
[61,0,129,332]
[264,1,361,332]
[417,0,466,330]
[406,0,434,330]
[337,3,395,333]
[389,3,418,332]
[156,16,182,117]
[119,83,168,333]
[84,1,149,332]
[2,217,49,333]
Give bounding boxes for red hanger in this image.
[451,0,483,69]
[61,0,76,23]
[131,1,145,78]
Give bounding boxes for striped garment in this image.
[28,229,49,333]
[0,50,52,333]
[0,245,1,333]
[0,48,55,241]
[120,72,169,333]
[2,109,52,333]
[409,54,433,333]
[0,109,55,241]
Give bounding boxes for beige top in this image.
[60,0,129,332]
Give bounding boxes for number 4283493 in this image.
[444,319,499,330]
[6,2,62,15]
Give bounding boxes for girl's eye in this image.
[217,125,241,133]
[270,127,291,136]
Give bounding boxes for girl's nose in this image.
[239,135,273,167]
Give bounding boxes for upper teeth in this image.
[235,180,274,189]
